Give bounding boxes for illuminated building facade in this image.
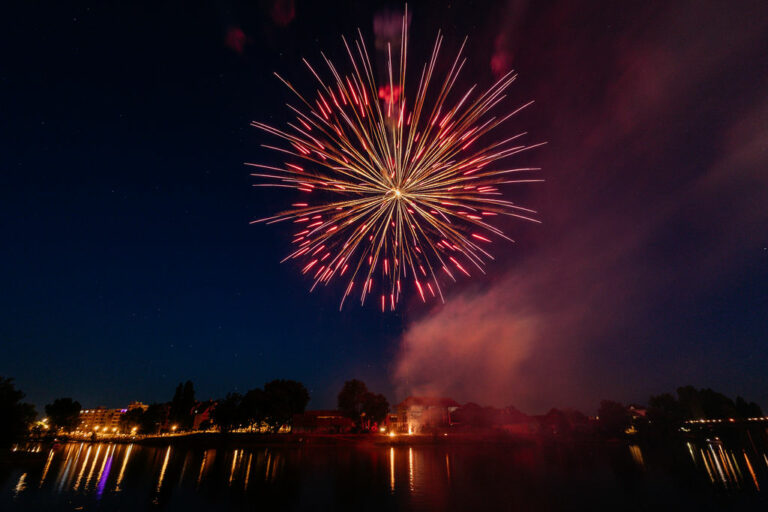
[79,406,127,433]
[395,397,460,433]
[128,401,149,412]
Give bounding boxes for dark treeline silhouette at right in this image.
[648,385,763,427]
[592,386,764,440]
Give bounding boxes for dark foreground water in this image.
[2,438,767,511]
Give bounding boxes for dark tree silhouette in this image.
[212,393,244,433]
[0,377,36,447]
[540,408,573,436]
[169,380,196,430]
[675,385,753,419]
[45,397,81,432]
[647,392,685,435]
[263,379,310,432]
[337,380,389,430]
[735,396,763,418]
[241,388,267,431]
[597,400,631,438]
[362,392,389,427]
[140,403,168,434]
[676,385,705,419]
[337,379,369,425]
[119,408,145,433]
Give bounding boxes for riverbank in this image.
[31,431,541,448]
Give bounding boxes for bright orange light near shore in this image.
[250,7,542,310]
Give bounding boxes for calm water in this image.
[2,439,766,510]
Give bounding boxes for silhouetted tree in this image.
[169,380,196,430]
[263,379,310,432]
[337,380,390,430]
[362,392,389,427]
[597,400,631,438]
[0,377,36,447]
[45,398,81,432]
[676,385,704,419]
[337,379,369,427]
[647,392,685,435]
[735,396,763,418]
[699,388,738,418]
[241,388,267,431]
[540,408,573,436]
[140,403,168,434]
[119,408,145,433]
[212,393,244,433]
[676,386,748,419]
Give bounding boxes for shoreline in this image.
[31,431,544,448]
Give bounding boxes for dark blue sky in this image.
[2,1,767,414]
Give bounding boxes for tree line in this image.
[2,373,762,447]
[0,375,392,446]
[594,385,764,439]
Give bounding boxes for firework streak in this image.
[250,10,544,311]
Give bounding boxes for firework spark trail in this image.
[249,8,544,310]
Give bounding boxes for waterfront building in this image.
[128,401,149,412]
[292,410,354,433]
[79,406,126,433]
[395,397,460,433]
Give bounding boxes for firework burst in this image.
[249,9,544,311]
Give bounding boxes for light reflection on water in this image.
[684,439,765,492]
[3,440,767,510]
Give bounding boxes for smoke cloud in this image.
[393,1,768,413]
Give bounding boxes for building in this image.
[292,410,354,433]
[383,413,399,432]
[79,406,126,433]
[78,401,147,433]
[395,397,460,433]
[128,401,148,412]
[451,403,537,434]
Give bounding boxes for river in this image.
[2,438,766,510]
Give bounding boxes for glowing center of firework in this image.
[250,7,543,312]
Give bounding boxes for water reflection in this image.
[115,444,131,491]
[39,449,54,487]
[4,439,768,510]
[389,447,395,493]
[13,473,27,497]
[628,444,644,468]
[156,446,172,493]
[682,439,763,491]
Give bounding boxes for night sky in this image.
[2,1,767,414]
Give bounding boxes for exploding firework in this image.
[250,9,543,311]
